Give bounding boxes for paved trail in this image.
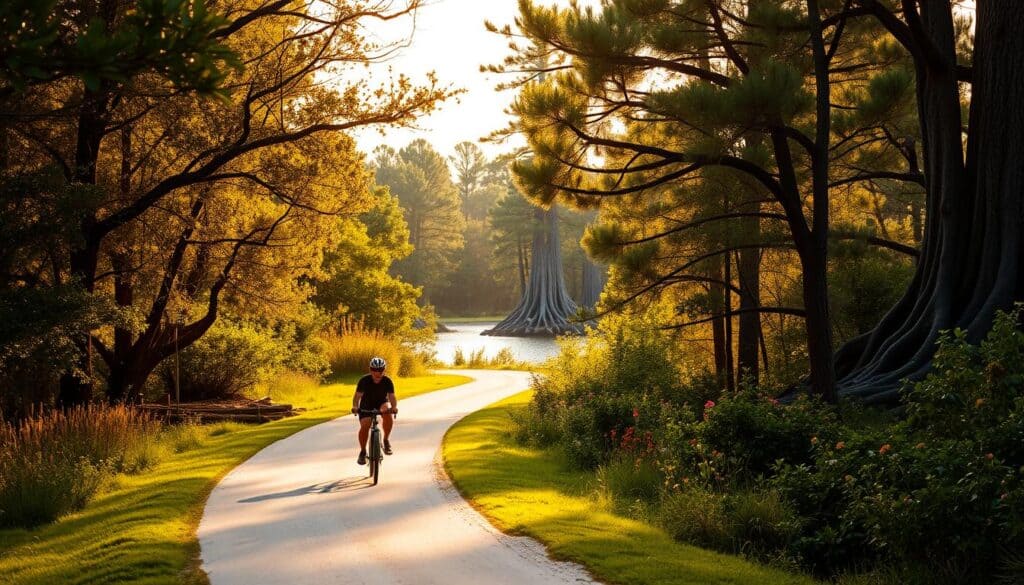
[198,369,597,585]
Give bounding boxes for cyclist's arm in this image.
[387,392,397,414]
[352,391,363,413]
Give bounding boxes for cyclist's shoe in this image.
[357,450,367,465]
[383,439,393,456]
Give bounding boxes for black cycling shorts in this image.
[359,402,390,420]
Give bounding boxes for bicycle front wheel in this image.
[369,430,381,485]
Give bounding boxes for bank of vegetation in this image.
[508,311,1024,584]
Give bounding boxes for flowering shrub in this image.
[514,307,1024,583]
[696,388,837,479]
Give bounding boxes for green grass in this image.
[440,315,506,323]
[442,391,819,585]
[0,373,471,585]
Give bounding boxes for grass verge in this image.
[442,391,818,585]
[0,373,471,585]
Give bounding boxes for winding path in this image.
[197,369,597,585]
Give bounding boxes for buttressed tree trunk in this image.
[580,255,605,310]
[836,2,1024,403]
[483,205,582,336]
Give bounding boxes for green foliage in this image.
[313,187,424,336]
[829,240,915,341]
[374,140,465,302]
[770,309,1024,580]
[524,309,1024,582]
[657,487,731,549]
[0,0,240,94]
[724,489,800,557]
[168,318,288,401]
[697,389,837,479]
[598,456,662,504]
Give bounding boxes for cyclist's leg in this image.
[358,416,371,451]
[381,409,394,441]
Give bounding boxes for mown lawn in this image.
[0,374,470,585]
[442,390,819,585]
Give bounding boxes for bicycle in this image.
[356,408,392,485]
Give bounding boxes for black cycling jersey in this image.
[356,374,395,414]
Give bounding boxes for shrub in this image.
[724,489,799,557]
[170,318,286,400]
[697,389,836,479]
[657,487,730,549]
[597,456,662,505]
[509,404,561,447]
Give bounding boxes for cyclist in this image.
[351,356,398,465]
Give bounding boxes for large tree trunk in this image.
[483,205,582,336]
[58,87,110,407]
[580,255,605,310]
[835,2,1024,403]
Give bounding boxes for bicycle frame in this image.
[359,409,386,485]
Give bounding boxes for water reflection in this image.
[433,322,562,365]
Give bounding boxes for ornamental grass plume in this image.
[0,405,161,527]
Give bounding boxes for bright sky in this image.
[349,0,976,162]
[349,0,564,161]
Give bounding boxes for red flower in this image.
[879,444,892,455]
[633,408,639,418]
[704,400,716,409]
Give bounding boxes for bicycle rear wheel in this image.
[369,429,381,485]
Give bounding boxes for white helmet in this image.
[369,356,386,370]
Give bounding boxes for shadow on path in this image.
[238,476,371,502]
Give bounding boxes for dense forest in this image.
[2,1,1024,583]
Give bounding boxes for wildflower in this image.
[704,400,716,410]
[915,442,926,449]
[844,474,854,482]
[976,398,986,408]
[879,444,892,455]
[633,408,639,418]
[769,398,780,406]
[835,441,845,450]
[810,436,819,445]
[986,453,995,461]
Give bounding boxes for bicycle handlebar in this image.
[354,408,396,417]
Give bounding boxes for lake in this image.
[433,321,563,365]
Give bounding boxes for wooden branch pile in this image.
[137,398,299,423]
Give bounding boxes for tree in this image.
[3,0,453,405]
[312,187,422,335]
[495,0,932,401]
[484,203,582,337]
[829,2,1020,403]
[374,140,465,303]
[489,188,539,298]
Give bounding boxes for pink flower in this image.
[633,408,639,418]
[704,400,716,409]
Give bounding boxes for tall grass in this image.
[321,318,428,377]
[449,346,526,369]
[0,405,161,527]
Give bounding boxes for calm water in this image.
[433,321,562,365]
